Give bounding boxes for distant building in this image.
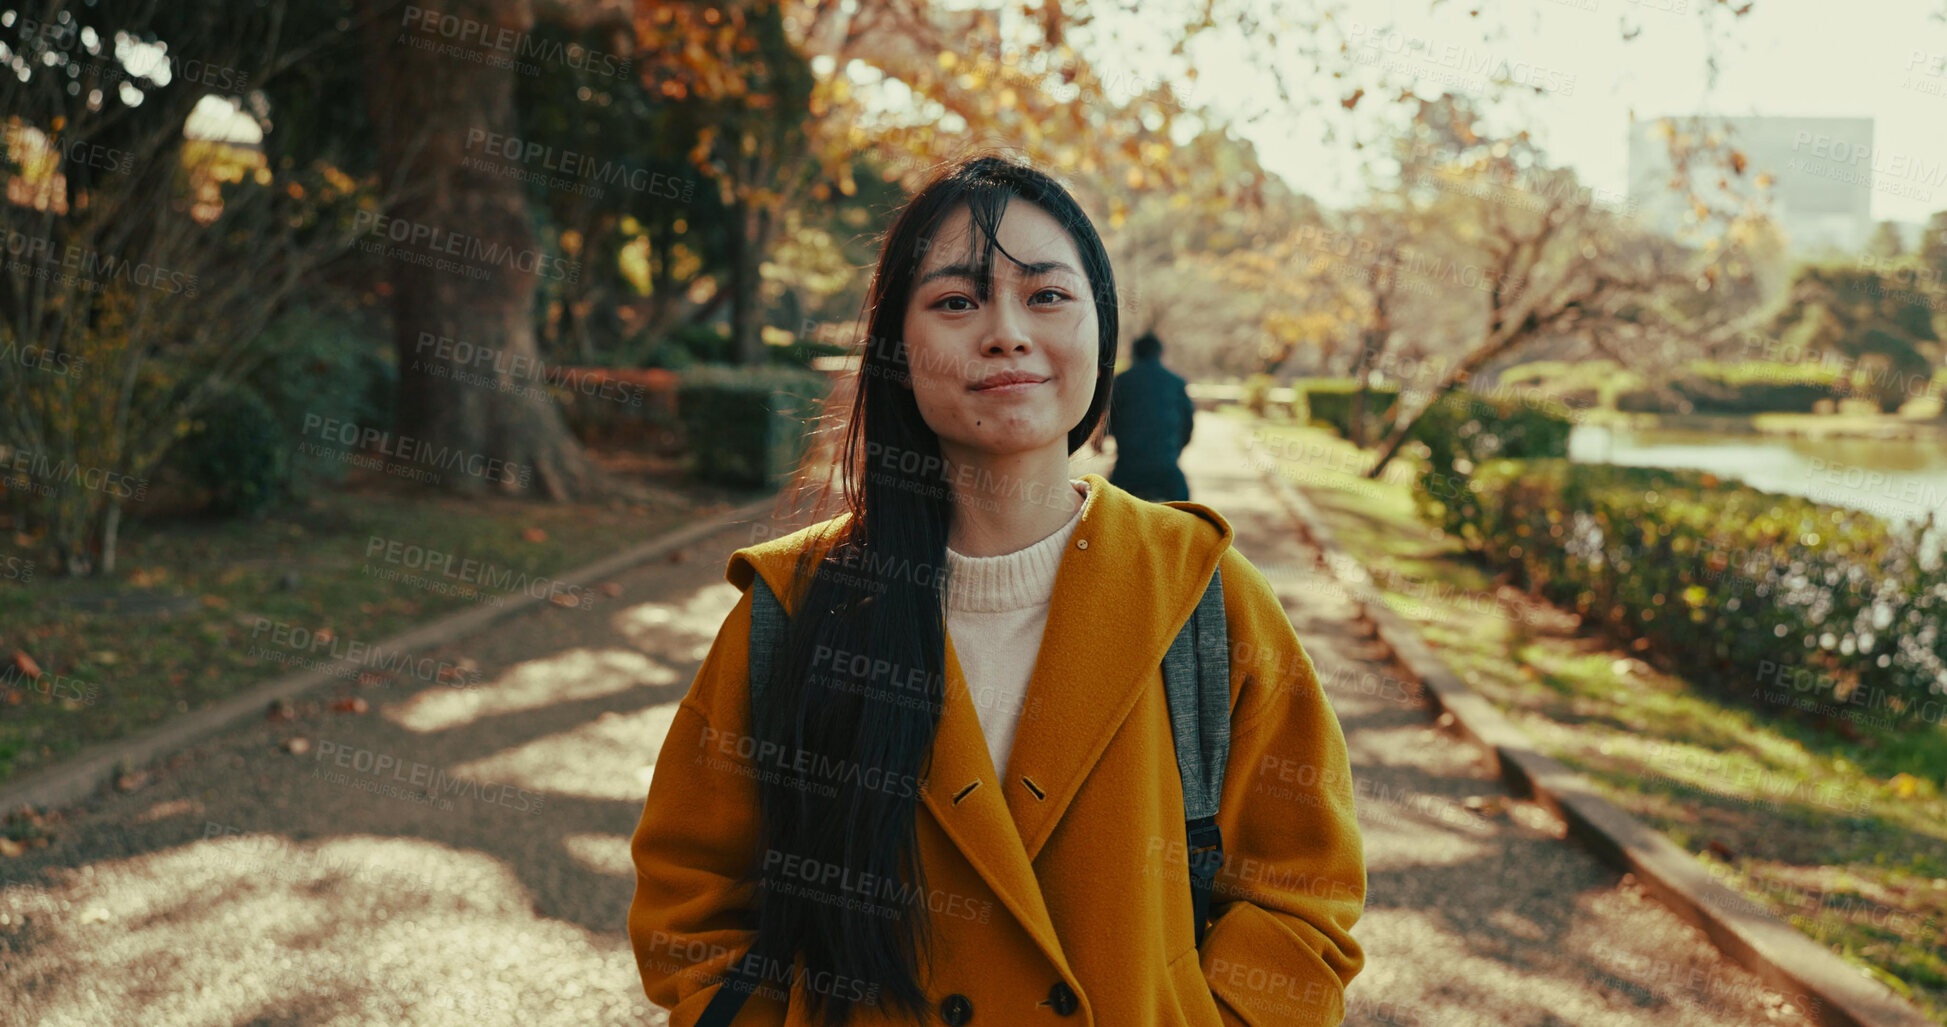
[1626,115,1878,254]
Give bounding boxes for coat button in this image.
[940,993,973,1025]
[1075,538,1088,549]
[1047,981,1078,1015]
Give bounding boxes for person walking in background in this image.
[1104,331,1197,502]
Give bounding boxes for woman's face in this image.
[900,200,1099,466]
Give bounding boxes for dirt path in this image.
[0,418,1806,1026]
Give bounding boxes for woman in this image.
[628,155,1365,1027]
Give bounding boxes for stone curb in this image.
[0,494,781,817]
[1239,434,1931,1027]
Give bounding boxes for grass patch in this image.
[0,460,752,788]
[1238,411,1947,1020]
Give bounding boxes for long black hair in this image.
[748,154,1119,1025]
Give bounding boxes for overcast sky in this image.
[1078,0,1947,225]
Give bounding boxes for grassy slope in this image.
[0,468,746,787]
[1239,411,1947,1018]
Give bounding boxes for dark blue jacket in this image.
[1106,355,1195,502]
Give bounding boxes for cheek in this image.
[1060,312,1100,391]
[901,339,964,424]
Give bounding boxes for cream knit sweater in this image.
[944,477,1092,779]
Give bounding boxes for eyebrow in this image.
[917,260,1081,287]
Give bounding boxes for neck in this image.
[942,441,1083,557]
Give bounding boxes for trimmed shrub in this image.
[1409,389,1573,529]
[676,365,831,488]
[173,385,288,516]
[1611,362,1849,415]
[1302,380,1400,440]
[1670,374,1840,414]
[1435,459,1946,731]
[170,306,393,516]
[553,367,683,452]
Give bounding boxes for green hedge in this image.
[171,306,393,516]
[1614,362,1850,415]
[1670,374,1842,414]
[676,365,831,488]
[1302,380,1400,440]
[1408,389,1573,524]
[1431,459,1946,730]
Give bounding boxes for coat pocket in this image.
[1164,945,1226,1027]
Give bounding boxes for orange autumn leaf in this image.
[13,651,42,680]
[522,527,549,543]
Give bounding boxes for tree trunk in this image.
[1348,324,1385,448]
[355,0,605,500]
[1363,312,1542,478]
[1350,261,1395,448]
[727,192,767,365]
[1363,371,1467,479]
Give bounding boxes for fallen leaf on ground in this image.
[0,837,23,857]
[596,581,623,597]
[12,651,42,679]
[284,737,311,756]
[522,527,548,543]
[330,697,369,715]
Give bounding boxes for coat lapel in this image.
[997,474,1230,863]
[918,631,1066,972]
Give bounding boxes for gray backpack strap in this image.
[747,573,786,711]
[697,573,789,1027]
[1160,567,1230,947]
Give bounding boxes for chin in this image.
[956,427,1064,457]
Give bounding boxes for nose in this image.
[980,297,1033,356]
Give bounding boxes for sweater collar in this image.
[725,472,1235,618]
[943,479,1090,614]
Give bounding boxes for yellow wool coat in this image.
[628,472,1366,1026]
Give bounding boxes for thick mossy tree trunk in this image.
[355,0,605,499]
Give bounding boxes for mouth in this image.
[970,374,1050,393]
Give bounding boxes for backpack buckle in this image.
[1185,815,1224,947]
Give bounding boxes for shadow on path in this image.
[0,424,1810,1027]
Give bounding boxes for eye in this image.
[934,295,974,312]
[1030,288,1069,305]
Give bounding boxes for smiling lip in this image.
[971,371,1049,392]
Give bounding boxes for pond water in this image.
[1567,424,1947,529]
